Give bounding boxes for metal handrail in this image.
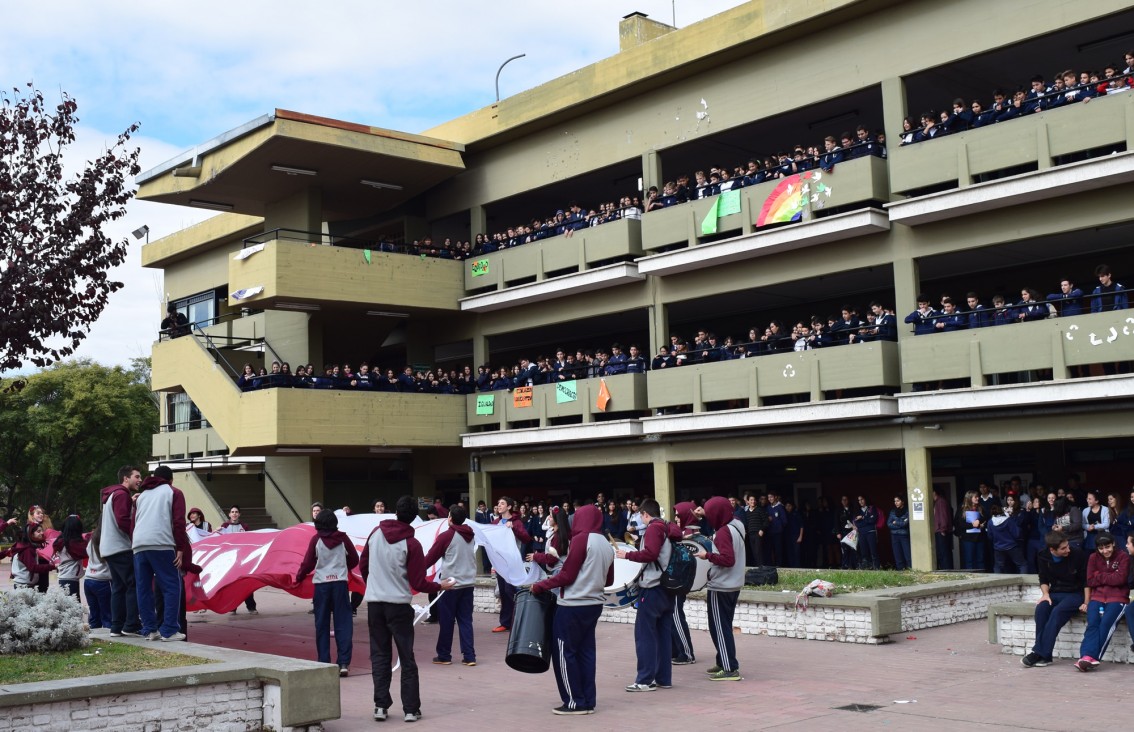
[262,468,303,525]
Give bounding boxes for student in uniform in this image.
[695,497,747,681]
[618,499,681,692]
[530,504,614,715]
[53,514,88,600]
[491,496,532,633]
[296,508,359,676]
[10,522,55,590]
[423,505,478,667]
[361,495,455,723]
[217,505,258,614]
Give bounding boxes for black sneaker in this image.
[671,657,696,665]
[551,706,591,716]
[432,657,452,665]
[1021,652,1049,668]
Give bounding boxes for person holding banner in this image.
[492,496,532,633]
[296,509,359,676]
[530,504,614,715]
[361,495,455,723]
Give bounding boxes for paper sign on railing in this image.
[556,380,577,403]
[233,244,265,260]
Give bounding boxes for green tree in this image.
[0,360,155,525]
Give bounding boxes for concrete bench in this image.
[989,601,1134,664]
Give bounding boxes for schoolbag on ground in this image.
[745,566,779,586]
[654,538,698,596]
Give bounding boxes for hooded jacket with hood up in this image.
[703,497,747,591]
[532,505,614,606]
[296,523,360,584]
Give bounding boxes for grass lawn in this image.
[0,640,212,685]
[745,568,974,593]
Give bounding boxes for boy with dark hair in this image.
[424,505,477,667]
[618,498,681,692]
[101,465,143,637]
[362,495,455,722]
[1022,532,1088,667]
[133,465,190,641]
[296,508,359,676]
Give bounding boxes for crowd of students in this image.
[236,361,477,395]
[899,55,1134,145]
[905,265,1128,335]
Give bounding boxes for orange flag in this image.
[596,378,611,412]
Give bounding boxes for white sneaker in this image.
[160,632,187,642]
[404,712,422,722]
[374,707,387,721]
[625,682,656,692]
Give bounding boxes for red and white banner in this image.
[184,514,540,613]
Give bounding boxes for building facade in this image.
[141,0,1134,568]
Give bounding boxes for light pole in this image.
[495,54,527,102]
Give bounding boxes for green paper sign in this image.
[363,249,371,264]
[471,259,490,277]
[556,380,577,403]
[718,188,741,216]
[475,394,495,415]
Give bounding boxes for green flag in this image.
[363,249,371,264]
[700,196,721,236]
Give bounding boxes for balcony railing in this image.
[647,341,900,410]
[152,427,226,459]
[464,217,643,291]
[465,373,647,429]
[641,155,890,252]
[228,235,465,312]
[900,310,1134,386]
[889,92,1133,195]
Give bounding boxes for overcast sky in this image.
[3,0,748,371]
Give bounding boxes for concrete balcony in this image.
[465,373,648,430]
[153,335,466,455]
[900,309,1134,387]
[888,92,1134,196]
[463,217,643,292]
[228,237,465,313]
[152,427,227,459]
[641,155,890,252]
[647,341,901,410]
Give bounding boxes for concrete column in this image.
[652,456,676,521]
[264,455,316,526]
[880,77,908,154]
[472,330,489,370]
[468,467,492,571]
[469,205,487,238]
[264,188,322,236]
[642,149,662,199]
[648,278,668,357]
[903,443,935,571]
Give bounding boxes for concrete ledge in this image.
[989,600,1134,664]
[0,635,340,728]
[988,601,1038,644]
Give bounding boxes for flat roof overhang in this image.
[136,110,466,221]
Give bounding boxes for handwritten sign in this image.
[556,380,577,403]
[471,259,490,277]
[512,386,533,408]
[475,394,495,415]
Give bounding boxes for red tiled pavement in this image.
[183,586,1129,730]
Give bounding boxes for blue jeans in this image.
[892,534,911,570]
[633,586,674,685]
[1032,592,1083,660]
[313,581,352,666]
[961,539,984,570]
[550,604,602,711]
[994,547,1027,574]
[85,578,112,629]
[436,586,475,662]
[858,530,880,569]
[1080,600,1127,660]
[134,549,182,638]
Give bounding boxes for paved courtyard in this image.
[183,587,1127,730]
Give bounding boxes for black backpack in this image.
[654,534,699,596]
